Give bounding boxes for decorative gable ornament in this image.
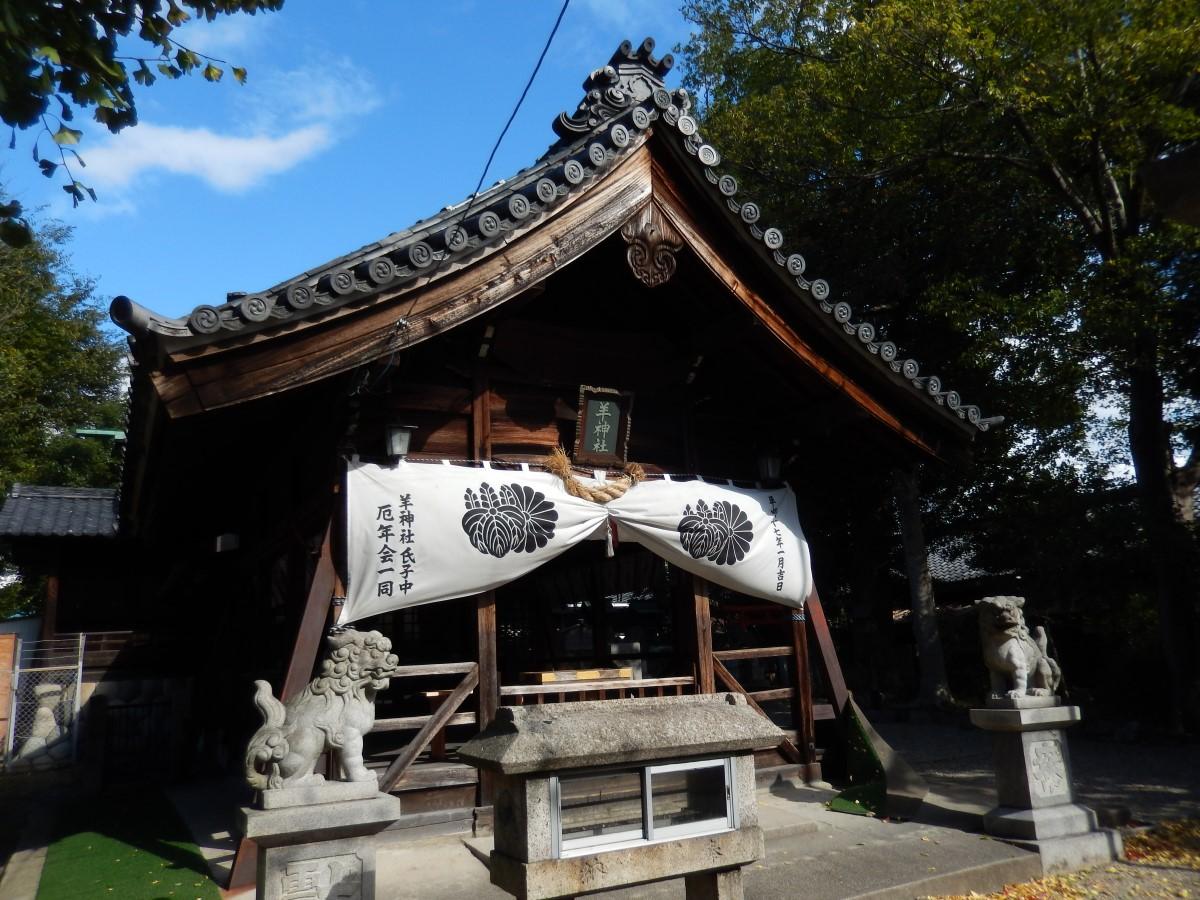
[621,205,684,287]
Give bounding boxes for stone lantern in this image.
[459,693,783,900]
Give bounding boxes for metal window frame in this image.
[551,756,736,859]
[647,757,736,841]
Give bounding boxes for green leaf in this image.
[166,1,190,26]
[52,125,82,145]
[35,46,61,65]
[39,158,58,177]
[62,182,84,207]
[232,67,247,85]
[202,63,223,82]
[55,94,73,121]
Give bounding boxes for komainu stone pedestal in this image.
[970,700,1122,874]
[239,782,402,900]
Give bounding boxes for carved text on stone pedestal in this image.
[280,853,362,900]
[1029,739,1067,798]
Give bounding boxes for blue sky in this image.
[5,1,691,322]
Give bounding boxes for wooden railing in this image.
[500,675,695,705]
[377,662,479,792]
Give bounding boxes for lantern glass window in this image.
[649,759,732,839]
[553,758,735,858]
[557,769,644,852]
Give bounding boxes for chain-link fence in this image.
[3,635,84,771]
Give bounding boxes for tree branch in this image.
[1009,109,1107,248]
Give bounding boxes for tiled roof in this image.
[0,485,118,538]
[926,549,993,583]
[110,38,997,432]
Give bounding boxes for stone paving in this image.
[2,718,1196,899]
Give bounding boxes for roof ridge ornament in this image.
[551,37,680,145]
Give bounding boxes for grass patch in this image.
[36,787,219,900]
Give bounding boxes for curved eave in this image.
[113,123,652,359]
[144,140,657,417]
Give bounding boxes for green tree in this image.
[681,0,1200,726]
[0,210,125,617]
[0,0,283,245]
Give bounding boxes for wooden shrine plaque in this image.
[572,385,634,467]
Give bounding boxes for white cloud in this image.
[239,58,385,133]
[171,12,276,54]
[67,56,379,212]
[83,122,332,193]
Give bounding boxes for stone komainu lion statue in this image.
[976,596,1062,700]
[245,628,400,790]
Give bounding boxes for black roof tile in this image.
[0,485,118,538]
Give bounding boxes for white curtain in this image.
[341,461,812,623]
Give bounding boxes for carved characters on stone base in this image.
[280,853,362,900]
[976,596,1063,700]
[245,629,400,790]
[620,205,683,288]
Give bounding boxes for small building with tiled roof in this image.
[0,485,117,539]
[7,39,997,858]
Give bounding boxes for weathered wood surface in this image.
[692,576,716,694]
[712,657,802,764]
[748,687,795,703]
[390,762,479,791]
[792,609,817,764]
[471,366,492,461]
[476,591,498,731]
[380,663,479,792]
[649,164,941,458]
[713,646,791,661]
[805,589,850,716]
[391,662,478,677]
[373,711,478,732]
[499,676,693,697]
[281,521,336,703]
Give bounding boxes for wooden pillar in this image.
[472,360,498,808]
[805,588,849,715]
[476,590,499,805]
[40,574,59,640]
[280,522,339,702]
[790,608,816,766]
[471,364,492,461]
[476,591,499,730]
[692,575,715,694]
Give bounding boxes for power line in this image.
[357,0,571,395]
[398,0,571,324]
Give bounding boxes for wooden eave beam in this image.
[150,148,655,418]
[651,134,977,449]
[647,163,943,460]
